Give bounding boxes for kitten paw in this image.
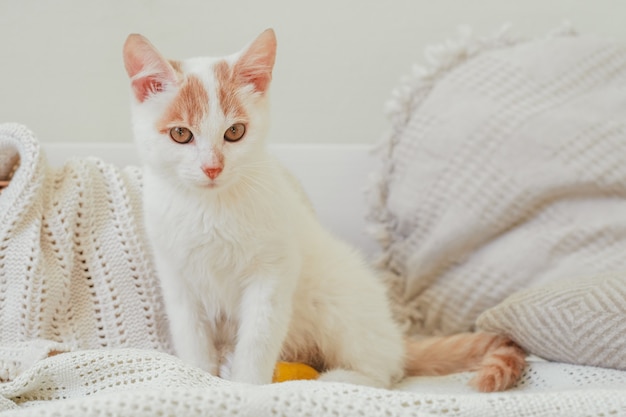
[229,363,274,385]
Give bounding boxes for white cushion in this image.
[368,27,626,370]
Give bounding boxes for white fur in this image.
[127,33,405,388]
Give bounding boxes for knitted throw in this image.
[0,123,171,382]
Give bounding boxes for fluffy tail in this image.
[404,332,526,392]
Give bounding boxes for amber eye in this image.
[169,127,194,144]
[224,123,246,142]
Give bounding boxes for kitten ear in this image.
[123,34,177,102]
[234,29,277,93]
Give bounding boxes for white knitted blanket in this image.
[2,25,626,415]
[0,123,172,378]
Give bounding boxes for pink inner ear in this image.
[131,77,164,102]
[123,34,176,102]
[234,29,277,93]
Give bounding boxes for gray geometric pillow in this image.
[477,271,626,370]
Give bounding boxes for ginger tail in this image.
[404,332,526,392]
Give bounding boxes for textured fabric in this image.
[1,349,626,416]
[0,123,171,382]
[477,270,626,370]
[367,23,626,365]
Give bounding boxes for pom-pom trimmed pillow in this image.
[368,26,626,369]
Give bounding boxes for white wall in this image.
[1,0,625,145]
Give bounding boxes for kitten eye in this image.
[169,127,194,144]
[224,123,246,142]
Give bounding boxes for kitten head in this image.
[123,29,276,191]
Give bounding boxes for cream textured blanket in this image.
[0,123,172,382]
[2,26,626,416]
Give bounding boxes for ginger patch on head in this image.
[157,75,209,133]
[214,61,248,120]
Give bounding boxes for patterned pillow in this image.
[368,23,626,368]
[477,271,626,370]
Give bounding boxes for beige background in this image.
[1,0,625,144]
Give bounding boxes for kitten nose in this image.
[202,165,223,180]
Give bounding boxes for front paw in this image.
[229,364,273,385]
[218,351,233,380]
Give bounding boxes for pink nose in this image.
[202,165,223,180]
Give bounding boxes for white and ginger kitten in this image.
[122,29,525,391]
